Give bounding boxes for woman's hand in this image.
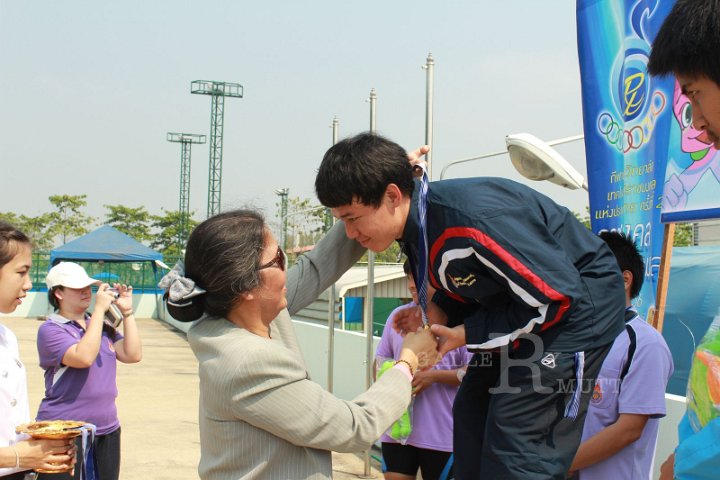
[399,328,438,372]
[13,437,76,473]
[113,283,133,314]
[407,145,430,178]
[93,283,115,313]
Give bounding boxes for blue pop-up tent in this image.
[50,225,162,265]
[50,225,164,317]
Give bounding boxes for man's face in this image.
[677,73,720,149]
[332,191,405,252]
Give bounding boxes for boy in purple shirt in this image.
[375,261,472,480]
[569,232,673,479]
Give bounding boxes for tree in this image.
[275,196,326,249]
[573,207,591,230]
[673,222,694,246]
[0,212,57,251]
[104,205,153,243]
[360,242,403,264]
[151,209,198,258]
[47,194,94,244]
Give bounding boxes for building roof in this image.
[334,264,406,297]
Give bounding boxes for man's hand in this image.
[393,300,447,336]
[392,304,423,335]
[430,324,466,358]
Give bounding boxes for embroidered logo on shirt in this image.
[449,273,477,288]
[540,353,556,369]
[591,382,603,403]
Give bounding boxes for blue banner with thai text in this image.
[577,0,674,318]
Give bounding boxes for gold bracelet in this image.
[122,310,134,317]
[394,359,415,377]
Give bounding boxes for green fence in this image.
[30,252,181,293]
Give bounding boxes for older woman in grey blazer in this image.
[161,209,436,480]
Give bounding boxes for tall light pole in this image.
[422,53,434,178]
[275,188,289,250]
[191,80,243,218]
[363,88,377,478]
[327,115,339,394]
[166,132,206,249]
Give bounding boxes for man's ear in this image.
[385,183,403,206]
[622,270,633,293]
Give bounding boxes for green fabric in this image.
[377,361,412,441]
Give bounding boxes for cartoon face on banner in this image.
[662,80,720,215]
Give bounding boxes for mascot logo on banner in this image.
[582,0,670,315]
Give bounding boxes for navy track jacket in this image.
[401,177,625,353]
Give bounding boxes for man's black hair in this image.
[599,231,644,299]
[315,132,415,208]
[648,0,720,86]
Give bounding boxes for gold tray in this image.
[15,420,86,440]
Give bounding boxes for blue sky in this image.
[0,0,589,235]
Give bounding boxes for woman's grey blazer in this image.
[188,222,412,479]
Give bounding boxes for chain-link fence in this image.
[29,252,181,293]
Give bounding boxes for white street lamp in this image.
[505,133,587,191]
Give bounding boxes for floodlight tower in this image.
[191,80,243,217]
[167,132,206,248]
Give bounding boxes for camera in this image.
[104,288,123,328]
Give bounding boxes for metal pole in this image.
[423,53,434,179]
[327,116,339,393]
[363,89,378,479]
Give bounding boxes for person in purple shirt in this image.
[36,262,142,480]
[375,260,472,480]
[569,232,673,479]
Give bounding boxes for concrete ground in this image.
[5,316,385,479]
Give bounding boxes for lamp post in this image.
[422,53,434,178]
[363,88,377,478]
[440,133,586,191]
[505,133,587,190]
[275,188,289,250]
[327,116,339,394]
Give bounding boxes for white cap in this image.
[46,262,101,289]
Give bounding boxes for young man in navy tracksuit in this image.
[315,133,625,479]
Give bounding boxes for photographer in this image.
[36,262,142,480]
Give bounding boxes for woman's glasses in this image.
[259,246,286,271]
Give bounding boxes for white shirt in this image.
[0,323,30,477]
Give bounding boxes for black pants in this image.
[453,342,611,480]
[381,442,454,480]
[36,428,121,480]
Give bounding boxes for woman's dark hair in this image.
[48,286,62,310]
[0,221,32,270]
[166,209,266,322]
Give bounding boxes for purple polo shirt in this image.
[375,303,473,451]
[578,315,673,480]
[36,313,123,435]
